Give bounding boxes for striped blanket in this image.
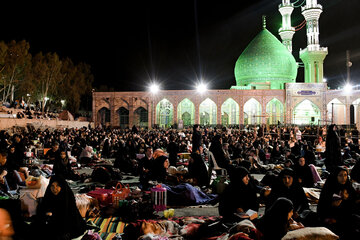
[87,217,127,240]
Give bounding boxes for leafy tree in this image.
[31,52,63,114]
[0,40,31,103]
[58,58,93,114]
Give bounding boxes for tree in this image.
[58,58,93,114]
[31,52,63,114]
[0,40,31,103]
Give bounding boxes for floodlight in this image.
[44,97,49,101]
[196,82,207,93]
[344,83,352,94]
[322,78,327,83]
[149,83,160,94]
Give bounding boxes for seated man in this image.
[44,142,60,163]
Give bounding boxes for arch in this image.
[327,98,346,125]
[156,99,174,128]
[177,98,195,126]
[244,98,261,125]
[221,98,239,125]
[266,98,284,125]
[117,107,129,128]
[293,99,320,125]
[134,107,148,128]
[97,107,110,126]
[199,98,217,125]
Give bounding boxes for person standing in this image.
[166,135,179,167]
[192,124,202,153]
[325,124,342,174]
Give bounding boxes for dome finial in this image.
[262,15,267,29]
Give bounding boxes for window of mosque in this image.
[200,98,217,125]
[293,99,320,125]
[244,98,261,125]
[266,98,284,125]
[177,98,195,126]
[221,98,239,125]
[156,99,174,128]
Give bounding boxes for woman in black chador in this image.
[324,124,342,174]
[317,166,360,239]
[263,168,309,221]
[33,175,86,239]
[256,197,296,240]
[218,166,259,223]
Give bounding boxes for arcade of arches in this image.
[93,85,360,129]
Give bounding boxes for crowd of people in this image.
[0,123,359,239]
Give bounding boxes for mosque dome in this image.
[234,29,298,89]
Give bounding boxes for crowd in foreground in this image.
[0,123,359,240]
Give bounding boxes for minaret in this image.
[278,0,295,53]
[299,0,328,83]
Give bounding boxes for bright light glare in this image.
[44,97,49,101]
[344,83,352,94]
[322,78,327,82]
[196,83,208,93]
[149,83,160,94]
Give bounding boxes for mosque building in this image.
[93,0,360,130]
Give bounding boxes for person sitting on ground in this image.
[293,156,314,188]
[32,174,87,240]
[44,141,60,163]
[317,166,360,239]
[138,146,154,190]
[52,151,80,181]
[262,168,310,222]
[79,145,98,164]
[150,149,170,183]
[256,197,304,240]
[209,135,231,170]
[0,151,10,193]
[218,166,259,223]
[189,145,210,188]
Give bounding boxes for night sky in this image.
[2,0,359,91]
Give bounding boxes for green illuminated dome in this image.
[234,29,298,89]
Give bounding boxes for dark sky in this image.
[2,0,359,91]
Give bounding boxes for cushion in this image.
[281,227,339,240]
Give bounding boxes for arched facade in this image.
[177,98,195,126]
[117,107,129,128]
[199,98,217,125]
[221,98,239,125]
[93,84,360,129]
[244,98,261,125]
[292,99,321,125]
[266,98,284,125]
[327,98,346,125]
[156,99,174,128]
